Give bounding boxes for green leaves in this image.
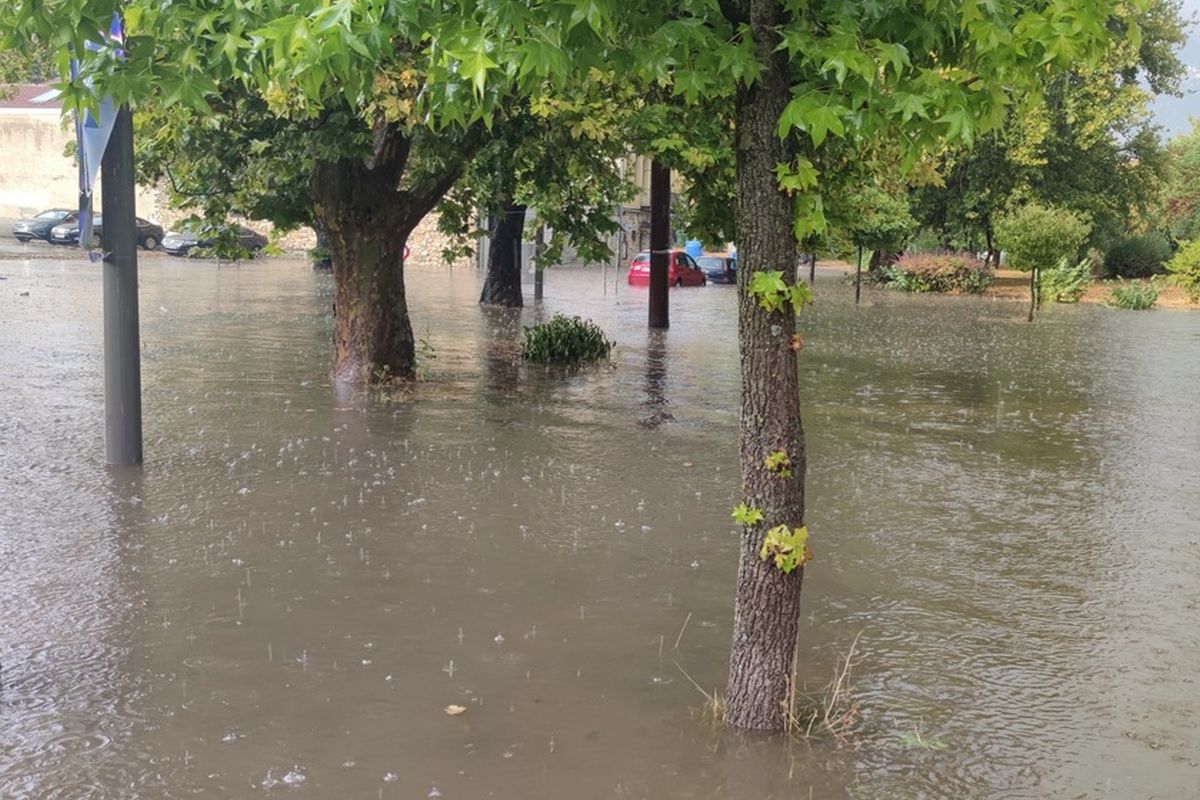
[747,271,814,314]
[775,157,820,195]
[731,503,764,527]
[763,450,793,479]
[759,525,811,574]
[778,94,846,147]
[447,31,499,98]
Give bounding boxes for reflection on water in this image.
[1,258,1198,798]
[639,330,672,429]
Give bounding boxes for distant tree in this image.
[1161,120,1200,241]
[912,0,1186,258]
[996,203,1092,319]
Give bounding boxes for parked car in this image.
[696,254,737,284]
[12,209,75,242]
[162,224,268,257]
[627,249,707,287]
[48,215,165,249]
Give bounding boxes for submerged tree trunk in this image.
[312,121,471,384]
[311,219,333,271]
[480,200,526,307]
[314,157,416,383]
[724,0,806,733]
[1028,267,1037,322]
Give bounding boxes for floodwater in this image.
[1,255,1198,800]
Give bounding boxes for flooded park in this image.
[1,256,1198,799]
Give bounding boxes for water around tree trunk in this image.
[2,257,1198,798]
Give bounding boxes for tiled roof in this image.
[0,83,62,110]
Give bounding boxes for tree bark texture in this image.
[311,122,471,384]
[480,200,526,307]
[723,0,807,733]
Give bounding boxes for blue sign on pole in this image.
[72,13,124,257]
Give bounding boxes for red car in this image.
[627,249,707,287]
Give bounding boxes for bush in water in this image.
[521,315,614,364]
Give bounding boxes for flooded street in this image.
[1,256,1198,799]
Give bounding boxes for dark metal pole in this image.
[101,105,143,465]
[649,159,669,329]
[809,252,816,286]
[854,245,863,305]
[534,223,544,301]
[512,227,523,303]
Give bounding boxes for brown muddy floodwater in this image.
[1,256,1198,799]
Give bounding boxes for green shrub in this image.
[995,203,1092,272]
[1103,232,1173,279]
[959,267,995,295]
[885,252,992,293]
[1166,239,1200,302]
[521,315,614,364]
[1038,257,1092,303]
[1108,280,1159,310]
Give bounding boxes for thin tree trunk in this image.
[480,201,526,307]
[724,0,806,733]
[854,245,862,305]
[1028,268,1036,322]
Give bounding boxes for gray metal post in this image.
[101,105,143,465]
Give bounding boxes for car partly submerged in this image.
[696,253,737,284]
[626,249,707,287]
[162,224,268,257]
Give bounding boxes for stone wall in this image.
[0,110,160,220]
[1,109,613,269]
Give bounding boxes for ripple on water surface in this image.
[1,258,1198,799]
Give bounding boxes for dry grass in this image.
[787,631,863,745]
[673,661,725,725]
[672,630,863,744]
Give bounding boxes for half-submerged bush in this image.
[886,252,992,294]
[1108,280,1159,310]
[1103,232,1173,279]
[1166,239,1200,302]
[1039,257,1092,303]
[522,315,614,364]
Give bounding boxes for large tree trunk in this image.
[313,156,417,383]
[480,200,526,307]
[724,0,807,733]
[311,120,475,385]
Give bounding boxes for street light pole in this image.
[100,104,143,465]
